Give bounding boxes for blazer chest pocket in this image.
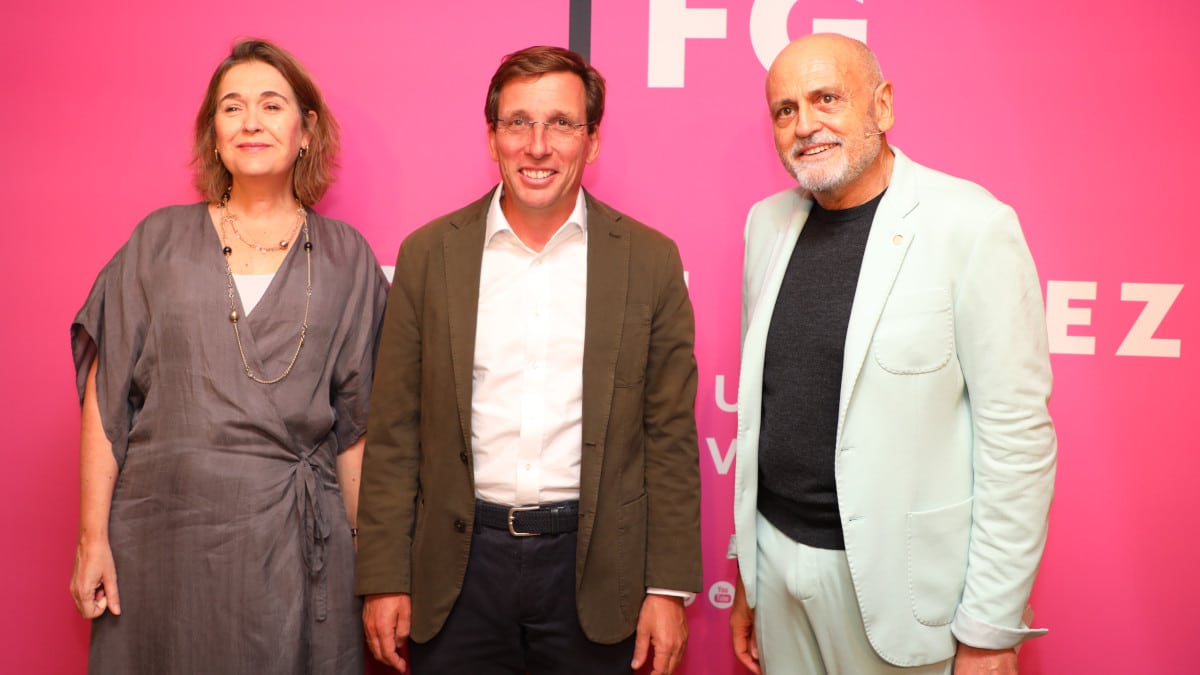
[873,289,954,374]
[614,303,651,387]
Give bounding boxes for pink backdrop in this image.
[2,1,1196,673]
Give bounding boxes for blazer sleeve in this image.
[354,235,426,596]
[950,201,1057,649]
[642,239,703,593]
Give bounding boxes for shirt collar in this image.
[485,184,589,248]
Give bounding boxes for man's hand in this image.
[363,593,412,672]
[954,644,1019,674]
[729,573,760,674]
[69,538,121,619]
[631,594,688,674]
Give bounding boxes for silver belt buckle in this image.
[508,504,540,537]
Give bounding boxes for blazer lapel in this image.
[578,194,628,544]
[741,193,809,364]
[734,191,807,570]
[837,149,919,443]
[442,191,490,454]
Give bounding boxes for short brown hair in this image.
[192,39,340,205]
[484,45,606,133]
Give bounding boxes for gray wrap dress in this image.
[72,203,388,675]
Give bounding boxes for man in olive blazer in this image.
[356,46,701,675]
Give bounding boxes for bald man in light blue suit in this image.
[728,35,1056,675]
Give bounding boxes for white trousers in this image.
[754,513,953,675]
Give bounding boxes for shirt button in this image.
[892,234,904,246]
[524,464,532,471]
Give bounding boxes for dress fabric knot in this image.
[294,451,331,622]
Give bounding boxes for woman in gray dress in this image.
[68,39,387,674]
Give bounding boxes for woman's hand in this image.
[70,537,121,619]
[73,356,121,619]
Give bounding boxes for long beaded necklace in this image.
[218,190,312,384]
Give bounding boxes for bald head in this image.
[764,33,895,208]
[768,34,884,95]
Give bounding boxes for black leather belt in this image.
[475,499,579,537]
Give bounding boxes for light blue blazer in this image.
[732,148,1057,666]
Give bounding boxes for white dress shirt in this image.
[471,187,588,506]
[471,186,692,602]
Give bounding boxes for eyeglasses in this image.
[494,116,591,139]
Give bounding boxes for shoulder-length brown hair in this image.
[192,39,340,206]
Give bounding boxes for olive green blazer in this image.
[355,189,702,644]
